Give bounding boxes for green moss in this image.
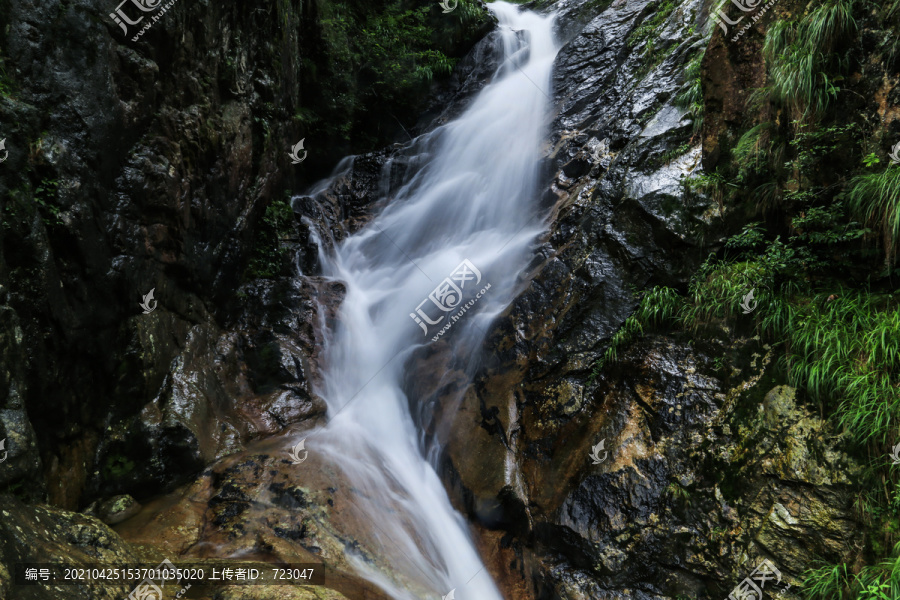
[626,0,683,81]
[104,454,136,479]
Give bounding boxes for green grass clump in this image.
[598,240,899,445]
[803,543,900,599]
[762,0,857,121]
[768,291,900,444]
[675,51,704,135]
[847,167,900,266]
[733,123,775,183]
[585,285,682,384]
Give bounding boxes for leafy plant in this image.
[803,544,900,600]
[762,0,857,121]
[864,153,882,168]
[34,178,63,226]
[802,562,851,599]
[675,51,704,136]
[683,170,738,211]
[847,166,900,266]
[734,124,774,182]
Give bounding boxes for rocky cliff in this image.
[1,0,896,598]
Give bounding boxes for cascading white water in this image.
[306,4,558,598]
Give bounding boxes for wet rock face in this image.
[445,331,862,599]
[523,340,860,599]
[86,276,342,502]
[436,0,718,530]
[0,0,320,508]
[421,0,865,598]
[534,0,715,369]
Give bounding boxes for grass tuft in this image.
[847,167,900,266]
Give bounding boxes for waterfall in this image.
[304,4,558,598]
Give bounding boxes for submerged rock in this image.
[113,442,423,600]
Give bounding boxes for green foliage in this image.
[34,178,62,226]
[308,0,488,147]
[847,166,900,265]
[665,482,692,508]
[627,0,677,49]
[791,203,868,249]
[635,285,683,327]
[2,178,64,229]
[683,170,738,210]
[803,563,852,599]
[658,142,691,166]
[762,0,857,121]
[768,291,900,443]
[803,544,900,600]
[864,153,882,168]
[734,124,773,182]
[680,259,770,330]
[359,6,456,94]
[647,0,900,593]
[246,196,295,280]
[603,231,900,447]
[601,313,643,366]
[585,285,683,384]
[675,51,704,135]
[585,285,683,385]
[788,121,859,175]
[726,222,766,252]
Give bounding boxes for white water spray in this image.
[306,4,558,598]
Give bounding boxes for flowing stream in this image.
[304,4,558,598]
